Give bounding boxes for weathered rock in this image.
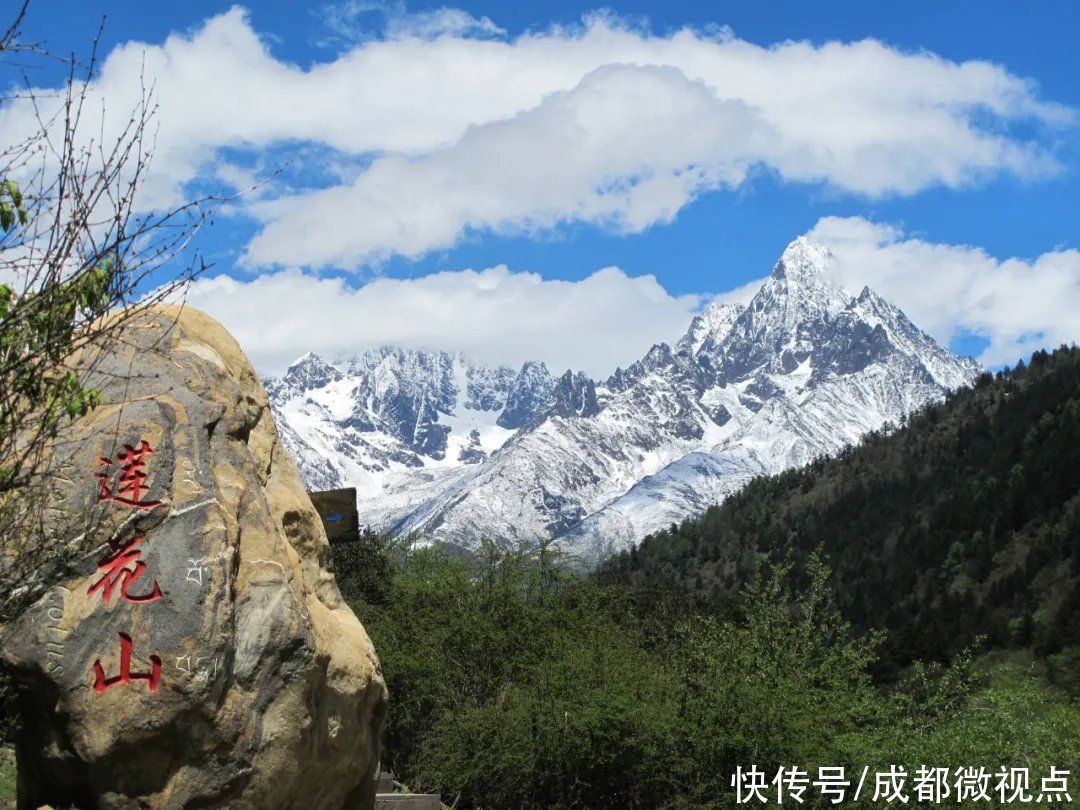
[0,306,387,808]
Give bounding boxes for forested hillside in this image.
[603,346,1080,674]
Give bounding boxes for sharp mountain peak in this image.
[264,235,980,562]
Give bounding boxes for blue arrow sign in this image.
[326,513,343,523]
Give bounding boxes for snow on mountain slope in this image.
[265,236,980,560]
[265,348,545,528]
[675,300,741,356]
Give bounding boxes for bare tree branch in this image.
[0,1,224,621]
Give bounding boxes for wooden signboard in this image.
[307,487,360,544]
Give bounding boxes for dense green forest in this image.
[603,346,1080,678]
[336,534,1080,808]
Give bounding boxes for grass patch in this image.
[0,745,15,810]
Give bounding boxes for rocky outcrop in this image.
[0,306,387,808]
[496,361,556,429]
[546,371,600,419]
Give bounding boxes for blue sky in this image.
[11,1,1080,374]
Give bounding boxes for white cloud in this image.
[244,64,766,266]
[808,216,1080,367]
[179,264,703,376]
[315,0,505,46]
[313,0,505,45]
[713,275,765,307]
[1,7,1070,267]
[382,6,505,40]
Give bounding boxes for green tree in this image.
[331,527,394,605]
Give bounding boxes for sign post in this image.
[308,487,360,544]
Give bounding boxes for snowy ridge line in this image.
[265,236,980,563]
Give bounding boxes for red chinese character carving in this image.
[92,632,162,694]
[97,440,163,509]
[87,537,162,605]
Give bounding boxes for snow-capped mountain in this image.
[265,346,556,528]
[264,237,980,562]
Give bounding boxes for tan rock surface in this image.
[0,306,387,808]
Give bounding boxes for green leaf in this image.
[4,180,22,208]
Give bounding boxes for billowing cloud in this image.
[244,64,766,266]
[808,216,1080,367]
[179,264,703,376]
[1,7,1070,268]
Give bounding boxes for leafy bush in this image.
[341,543,1080,808]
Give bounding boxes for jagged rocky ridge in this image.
[264,237,980,562]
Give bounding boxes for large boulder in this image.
[0,306,387,808]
